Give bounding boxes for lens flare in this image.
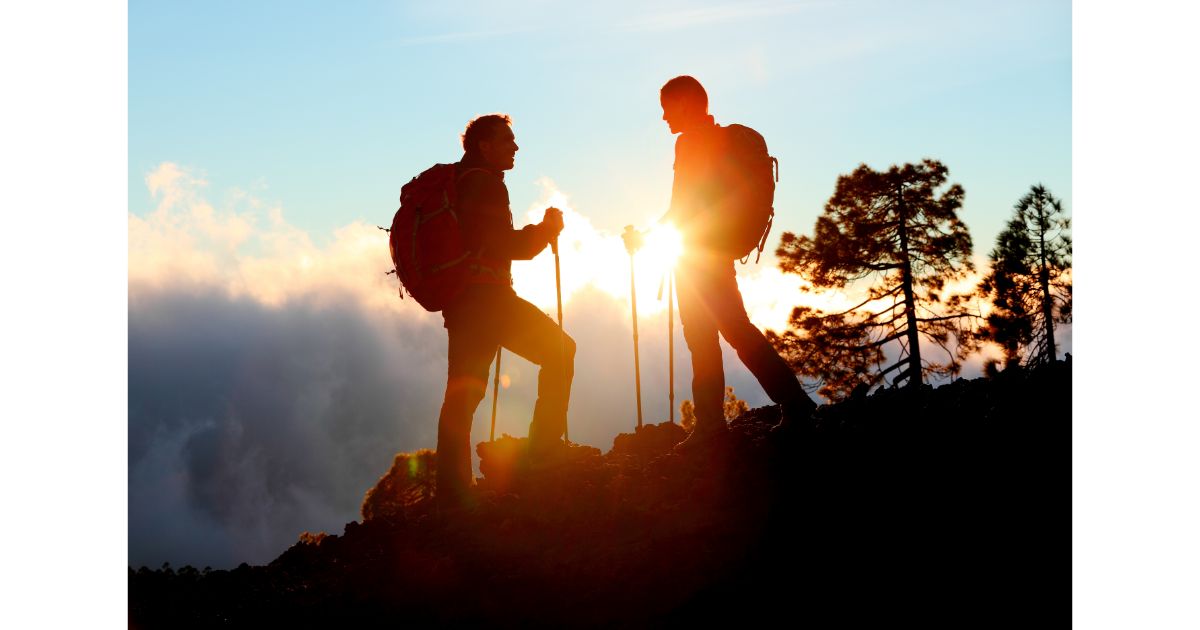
[639,223,683,277]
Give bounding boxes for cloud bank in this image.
[128,163,790,569]
[129,162,1065,570]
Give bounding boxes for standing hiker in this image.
[434,114,574,508]
[654,75,818,452]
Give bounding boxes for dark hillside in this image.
[130,359,1070,627]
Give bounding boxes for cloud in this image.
[127,163,797,568]
[129,286,448,568]
[130,162,1042,570]
[129,163,450,568]
[131,163,427,316]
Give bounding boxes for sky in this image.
[7,2,1200,628]
[126,0,1072,571]
[129,0,1070,248]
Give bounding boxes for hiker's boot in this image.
[519,438,572,480]
[435,479,478,518]
[673,419,730,455]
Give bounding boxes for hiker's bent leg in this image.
[709,262,817,412]
[676,264,725,428]
[437,324,496,500]
[496,294,575,446]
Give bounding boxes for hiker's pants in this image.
[675,253,814,428]
[437,285,575,496]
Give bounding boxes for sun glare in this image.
[511,181,701,316]
[639,223,683,277]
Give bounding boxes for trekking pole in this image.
[668,271,675,424]
[657,271,676,424]
[551,234,568,443]
[622,226,645,430]
[489,347,501,442]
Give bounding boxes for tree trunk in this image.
[1037,201,1057,364]
[897,187,923,389]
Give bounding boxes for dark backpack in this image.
[718,124,778,263]
[387,163,474,311]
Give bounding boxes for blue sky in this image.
[130,0,1070,250]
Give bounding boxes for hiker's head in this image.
[660,75,710,135]
[462,113,519,171]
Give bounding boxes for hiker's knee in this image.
[545,332,575,368]
[722,315,765,349]
[562,333,576,363]
[682,323,719,357]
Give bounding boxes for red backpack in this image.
[718,124,778,263]
[387,163,473,312]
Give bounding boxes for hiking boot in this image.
[673,420,730,455]
[527,436,570,458]
[519,438,574,477]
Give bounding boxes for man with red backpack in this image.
[656,76,818,452]
[417,114,570,509]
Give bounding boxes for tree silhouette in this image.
[361,449,437,522]
[770,159,974,400]
[975,184,1072,368]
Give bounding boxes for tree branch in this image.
[830,284,902,318]
[916,313,978,323]
[866,330,906,349]
[879,359,907,377]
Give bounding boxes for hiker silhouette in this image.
[432,114,573,509]
[653,75,818,452]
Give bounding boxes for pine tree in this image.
[770,159,974,400]
[976,184,1072,367]
[361,449,437,522]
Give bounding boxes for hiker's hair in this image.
[461,113,513,154]
[660,75,708,110]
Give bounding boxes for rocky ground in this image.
[130,359,1070,628]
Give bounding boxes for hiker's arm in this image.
[659,167,690,227]
[659,135,715,241]
[493,223,553,261]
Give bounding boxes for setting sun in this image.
[638,223,683,279]
[512,182,694,316]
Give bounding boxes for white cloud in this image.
[129,162,1057,570]
[130,162,433,319]
[131,164,821,331]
